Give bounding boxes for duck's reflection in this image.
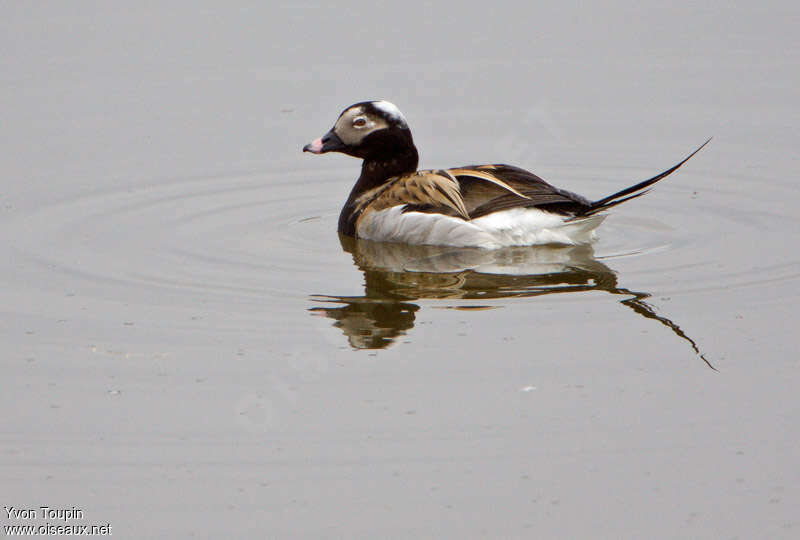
[310,235,714,369]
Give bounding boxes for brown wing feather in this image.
[355,171,470,220]
[447,167,531,200]
[453,164,592,218]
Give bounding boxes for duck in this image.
[303,100,709,249]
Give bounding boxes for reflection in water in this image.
[310,235,714,369]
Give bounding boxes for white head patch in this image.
[372,101,407,127]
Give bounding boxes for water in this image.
[2,2,798,538]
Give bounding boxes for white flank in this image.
[357,206,606,249]
[372,100,407,126]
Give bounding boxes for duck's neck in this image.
[338,146,418,235]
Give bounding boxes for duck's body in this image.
[304,101,708,249]
[342,165,607,249]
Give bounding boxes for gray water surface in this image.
[2,2,799,538]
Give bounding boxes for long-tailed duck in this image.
[304,100,709,249]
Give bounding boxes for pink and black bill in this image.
[303,129,345,154]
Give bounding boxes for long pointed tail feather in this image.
[578,137,711,217]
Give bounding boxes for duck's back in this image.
[452,164,592,217]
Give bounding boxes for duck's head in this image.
[303,101,416,163]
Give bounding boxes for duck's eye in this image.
[353,117,367,128]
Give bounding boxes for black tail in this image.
[578,138,711,217]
